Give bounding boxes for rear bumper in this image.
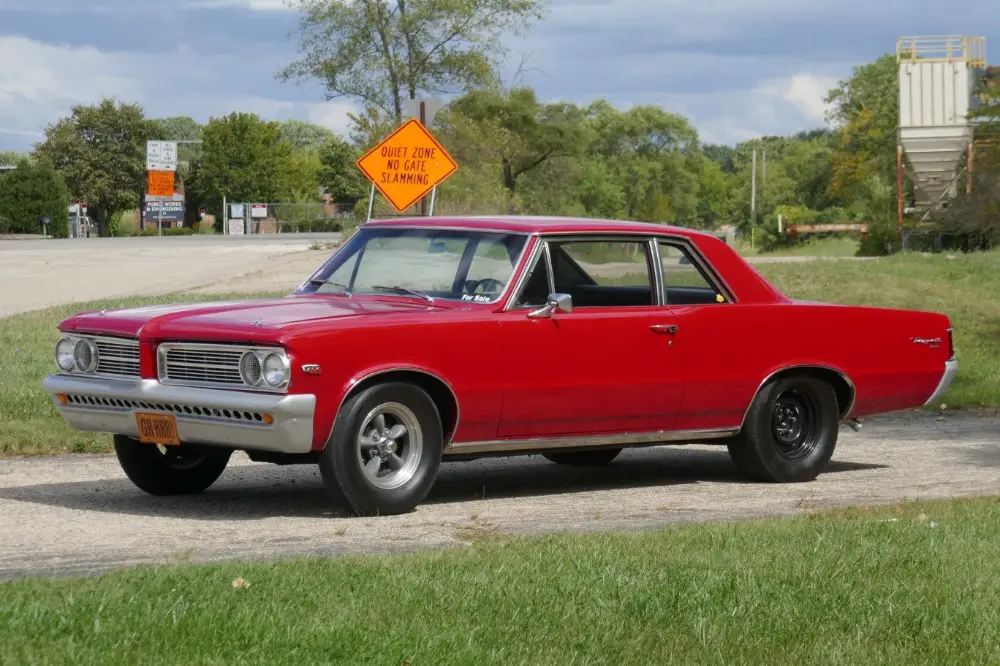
[42,374,316,454]
[924,359,958,406]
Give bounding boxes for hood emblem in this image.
[98,309,107,317]
[250,319,265,327]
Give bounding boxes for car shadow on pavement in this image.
[0,448,886,521]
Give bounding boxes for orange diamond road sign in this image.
[147,170,175,197]
[356,119,458,212]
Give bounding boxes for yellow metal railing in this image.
[897,35,987,68]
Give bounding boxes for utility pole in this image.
[751,148,757,226]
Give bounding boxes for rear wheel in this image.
[113,434,231,495]
[727,374,839,483]
[319,382,443,516]
[543,447,622,466]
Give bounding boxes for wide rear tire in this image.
[319,382,443,517]
[727,374,839,483]
[113,434,231,496]
[543,447,623,466]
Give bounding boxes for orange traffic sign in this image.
[147,170,175,197]
[356,119,458,212]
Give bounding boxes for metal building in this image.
[896,35,988,224]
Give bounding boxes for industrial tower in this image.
[896,35,989,226]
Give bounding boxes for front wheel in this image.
[319,382,443,516]
[113,434,232,495]
[727,374,840,483]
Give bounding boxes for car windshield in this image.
[297,226,530,303]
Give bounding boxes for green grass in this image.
[0,291,283,456]
[2,497,1000,664]
[736,235,861,257]
[755,250,1000,408]
[1,250,997,456]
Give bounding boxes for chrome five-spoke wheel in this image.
[320,381,443,516]
[357,403,423,490]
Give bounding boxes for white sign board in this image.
[228,219,245,235]
[229,203,245,219]
[146,141,178,171]
[251,204,268,218]
[403,98,444,126]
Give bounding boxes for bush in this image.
[0,160,69,237]
[857,220,901,256]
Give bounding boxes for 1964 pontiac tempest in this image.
[43,216,957,516]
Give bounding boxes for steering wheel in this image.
[464,277,505,296]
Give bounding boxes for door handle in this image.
[650,324,679,335]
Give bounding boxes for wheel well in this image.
[767,366,855,419]
[343,370,460,444]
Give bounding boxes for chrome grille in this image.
[162,346,245,386]
[93,337,140,378]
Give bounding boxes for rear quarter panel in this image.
[671,301,953,429]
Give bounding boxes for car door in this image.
[496,235,684,438]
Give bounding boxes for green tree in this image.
[318,135,368,205]
[278,150,324,202]
[439,87,584,213]
[0,151,26,167]
[34,98,157,237]
[0,159,70,237]
[278,0,547,124]
[195,112,292,207]
[825,53,899,203]
[279,120,336,151]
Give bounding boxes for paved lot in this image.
[0,410,997,579]
[0,234,340,318]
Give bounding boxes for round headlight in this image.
[239,351,263,386]
[55,338,76,371]
[72,338,98,373]
[262,353,290,388]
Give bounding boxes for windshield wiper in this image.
[371,285,435,303]
[306,278,352,296]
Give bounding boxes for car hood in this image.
[59,295,444,342]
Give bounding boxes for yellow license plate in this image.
[135,412,181,446]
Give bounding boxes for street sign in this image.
[143,200,185,222]
[355,119,458,213]
[146,141,178,171]
[147,170,175,197]
[251,204,268,219]
[403,98,444,126]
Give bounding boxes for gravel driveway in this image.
[1,410,997,579]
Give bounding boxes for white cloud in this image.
[761,74,839,123]
[306,102,358,136]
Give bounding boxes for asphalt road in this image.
[1,410,997,579]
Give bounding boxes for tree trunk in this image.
[502,158,517,214]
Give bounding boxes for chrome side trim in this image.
[329,367,462,447]
[924,359,958,406]
[42,374,316,455]
[739,364,857,430]
[501,236,545,312]
[444,426,739,455]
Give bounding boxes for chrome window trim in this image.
[56,334,141,380]
[655,237,737,305]
[504,233,665,311]
[444,426,739,455]
[300,226,533,307]
[501,236,546,312]
[157,342,291,394]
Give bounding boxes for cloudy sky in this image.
[1,0,997,151]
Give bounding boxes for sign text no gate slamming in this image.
[355,119,458,212]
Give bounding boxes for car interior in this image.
[516,241,725,308]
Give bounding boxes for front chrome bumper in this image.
[924,359,958,406]
[42,374,316,454]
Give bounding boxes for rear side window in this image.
[658,242,727,305]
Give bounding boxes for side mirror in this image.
[528,293,572,318]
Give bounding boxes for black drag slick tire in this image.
[113,434,232,495]
[319,382,443,517]
[727,374,840,483]
[543,447,623,466]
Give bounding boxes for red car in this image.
[43,216,957,516]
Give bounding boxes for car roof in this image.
[364,215,715,238]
